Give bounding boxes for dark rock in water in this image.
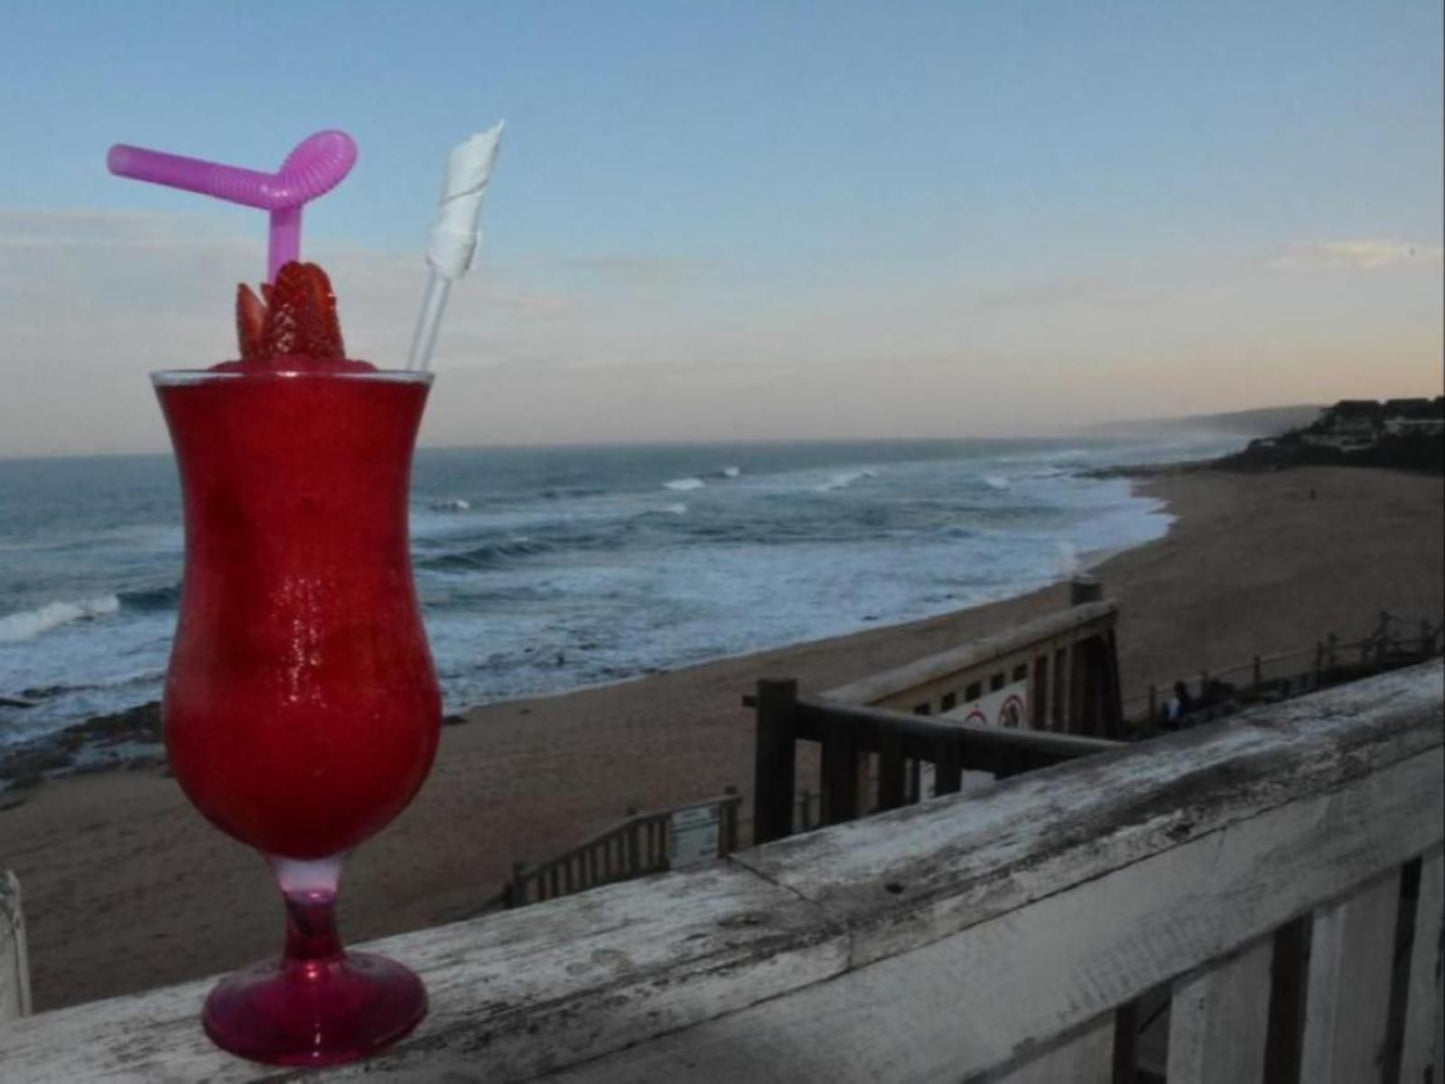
[0,696,37,709]
[19,684,69,701]
[0,700,163,785]
[68,701,163,745]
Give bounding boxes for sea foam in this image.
[0,595,120,644]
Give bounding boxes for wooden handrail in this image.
[820,599,1118,706]
[2,663,1438,1081]
[794,696,1119,763]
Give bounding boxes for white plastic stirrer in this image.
[407,122,505,371]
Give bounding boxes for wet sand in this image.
[2,465,1441,1011]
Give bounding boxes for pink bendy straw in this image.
[107,131,357,282]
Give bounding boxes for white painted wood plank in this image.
[552,746,1443,1084]
[996,1014,1112,1084]
[1401,847,1444,1084]
[737,662,1443,970]
[0,863,846,1083]
[1301,871,1402,1084]
[821,602,1117,706]
[0,869,29,1021]
[1166,937,1273,1084]
[0,663,1437,1083]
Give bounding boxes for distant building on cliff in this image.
[1225,396,1444,471]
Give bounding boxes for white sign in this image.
[668,805,721,869]
[959,681,1030,729]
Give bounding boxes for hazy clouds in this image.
[1,208,1440,458]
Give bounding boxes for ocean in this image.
[0,434,1243,748]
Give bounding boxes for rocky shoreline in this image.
[0,701,165,804]
[0,700,472,804]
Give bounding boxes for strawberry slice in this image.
[235,284,267,361]
[297,262,345,359]
[258,262,345,360]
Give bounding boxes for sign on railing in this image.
[947,680,1029,729]
[508,791,742,906]
[668,804,724,870]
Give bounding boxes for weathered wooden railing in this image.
[0,662,1440,1082]
[751,680,1121,844]
[0,870,28,1022]
[1123,611,1443,729]
[823,576,1125,737]
[506,790,741,907]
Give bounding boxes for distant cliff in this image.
[1216,397,1444,473]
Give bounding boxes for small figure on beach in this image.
[1163,680,1194,729]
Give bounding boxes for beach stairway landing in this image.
[750,576,1126,842]
[0,662,1439,1081]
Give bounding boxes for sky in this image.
[1,1,1441,456]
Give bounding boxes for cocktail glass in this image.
[153,368,440,1066]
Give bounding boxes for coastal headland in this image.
[1,463,1441,1011]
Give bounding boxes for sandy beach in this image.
[2,464,1441,1012]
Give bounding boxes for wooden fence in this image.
[0,870,28,1023]
[824,576,1126,738]
[751,681,1120,845]
[1,662,1438,1082]
[1124,611,1442,730]
[506,791,742,907]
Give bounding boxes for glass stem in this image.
[270,855,346,967]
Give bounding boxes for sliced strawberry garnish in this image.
[235,284,267,361]
[297,262,345,359]
[258,262,345,360]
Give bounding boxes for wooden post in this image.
[1252,656,1262,693]
[908,758,922,804]
[753,678,798,845]
[1313,643,1324,689]
[1148,684,1157,727]
[1263,916,1309,1084]
[1421,620,1433,658]
[821,720,860,825]
[722,787,739,855]
[1033,653,1051,730]
[877,730,906,812]
[1,870,30,1021]
[1069,638,1092,736]
[624,808,640,877]
[934,734,963,796]
[797,789,812,832]
[1101,630,1125,739]
[1325,633,1338,673]
[1112,1001,1140,1084]
[1052,647,1068,731]
[508,861,529,908]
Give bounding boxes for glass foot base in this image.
[202,951,427,1067]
